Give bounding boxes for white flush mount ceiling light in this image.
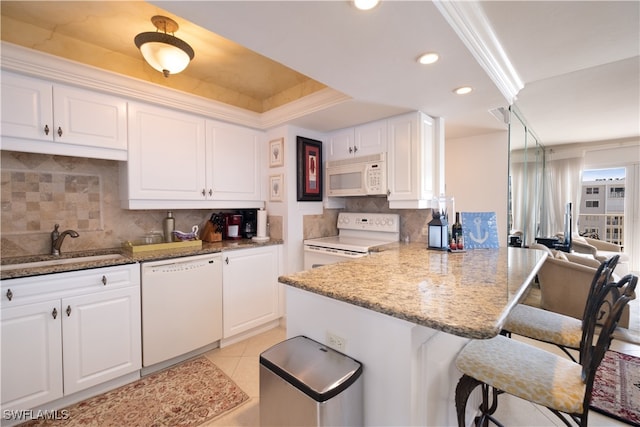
[454,86,473,95]
[417,52,439,65]
[353,0,380,11]
[134,15,195,78]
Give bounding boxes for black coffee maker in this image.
[240,209,257,238]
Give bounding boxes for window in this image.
[586,187,599,195]
[609,187,624,198]
[585,200,599,208]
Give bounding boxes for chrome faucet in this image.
[51,224,79,256]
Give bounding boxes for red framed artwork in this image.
[296,136,323,201]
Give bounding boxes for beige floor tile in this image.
[242,325,286,357]
[203,351,240,377]
[232,356,261,398]
[203,398,259,427]
[215,339,249,357]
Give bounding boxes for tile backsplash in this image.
[0,151,281,258]
[1,151,431,258]
[2,170,102,233]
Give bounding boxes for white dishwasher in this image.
[141,253,222,368]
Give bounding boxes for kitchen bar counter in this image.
[0,238,283,280]
[279,243,547,426]
[279,243,546,339]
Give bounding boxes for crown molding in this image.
[0,42,348,131]
[434,1,523,104]
[259,88,351,130]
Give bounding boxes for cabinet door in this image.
[1,300,63,411]
[222,247,279,338]
[53,85,127,150]
[387,112,435,208]
[355,120,387,157]
[127,102,207,200]
[62,286,141,395]
[1,72,53,141]
[327,128,355,161]
[208,120,261,201]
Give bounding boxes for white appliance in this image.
[304,212,400,269]
[326,153,387,197]
[141,253,222,368]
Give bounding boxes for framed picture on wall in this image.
[269,174,283,202]
[269,138,284,168]
[296,136,323,201]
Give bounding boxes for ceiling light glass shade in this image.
[134,16,195,78]
[353,0,380,11]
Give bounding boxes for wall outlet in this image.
[326,332,346,352]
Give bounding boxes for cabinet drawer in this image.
[1,264,140,306]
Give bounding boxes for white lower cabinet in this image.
[62,286,141,395]
[1,300,64,410]
[0,264,141,412]
[222,246,280,339]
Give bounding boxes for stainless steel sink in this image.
[1,254,127,271]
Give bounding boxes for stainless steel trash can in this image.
[259,335,363,426]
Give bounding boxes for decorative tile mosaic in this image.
[1,169,102,234]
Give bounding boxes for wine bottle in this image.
[452,212,463,244]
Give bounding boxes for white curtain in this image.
[510,160,541,246]
[542,156,584,236]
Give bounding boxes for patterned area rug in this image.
[23,357,249,427]
[591,350,640,426]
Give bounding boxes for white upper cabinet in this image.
[123,102,208,208]
[327,119,387,161]
[1,72,127,160]
[207,120,262,202]
[387,112,444,209]
[122,102,263,209]
[355,120,388,158]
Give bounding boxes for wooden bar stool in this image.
[502,255,619,362]
[454,273,637,427]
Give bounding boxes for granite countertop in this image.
[279,243,547,339]
[0,239,283,280]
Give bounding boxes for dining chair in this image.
[454,273,637,427]
[502,254,619,362]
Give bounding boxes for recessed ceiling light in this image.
[454,86,473,95]
[353,0,380,11]
[417,52,439,65]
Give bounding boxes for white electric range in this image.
[303,212,400,269]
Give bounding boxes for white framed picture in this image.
[269,174,284,202]
[269,138,284,168]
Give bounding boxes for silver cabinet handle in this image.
[202,189,206,197]
[348,146,353,154]
[57,127,63,137]
[209,189,213,196]
[66,305,72,317]
[102,275,107,286]
[52,308,58,319]
[44,125,50,135]
[6,289,13,301]
[225,257,229,264]
[354,146,358,153]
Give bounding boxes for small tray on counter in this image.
[122,239,202,253]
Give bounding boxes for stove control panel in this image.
[337,212,399,233]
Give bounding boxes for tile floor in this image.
[202,295,639,427]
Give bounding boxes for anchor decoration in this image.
[461,212,500,249]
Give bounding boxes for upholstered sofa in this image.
[529,243,629,328]
[558,233,630,275]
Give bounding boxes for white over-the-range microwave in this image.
[325,153,387,197]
